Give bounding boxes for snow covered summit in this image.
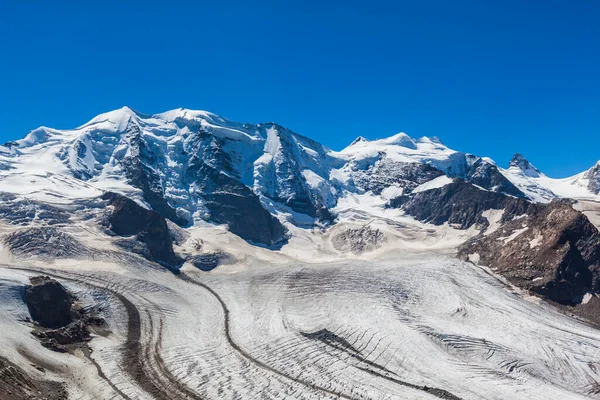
[1,106,599,244]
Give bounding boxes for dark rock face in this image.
[204,187,288,246]
[120,124,188,226]
[0,355,67,400]
[465,158,525,198]
[350,158,444,195]
[390,180,536,230]
[24,276,104,353]
[102,192,182,267]
[24,276,73,329]
[190,251,236,271]
[264,125,338,223]
[509,153,541,178]
[458,200,600,305]
[583,162,600,194]
[188,159,288,246]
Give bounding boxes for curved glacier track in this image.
[10,266,462,400]
[10,267,203,400]
[180,273,463,400]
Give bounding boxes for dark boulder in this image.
[102,191,183,267]
[33,320,90,346]
[24,276,73,329]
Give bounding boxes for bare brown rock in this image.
[459,200,600,305]
[0,356,67,400]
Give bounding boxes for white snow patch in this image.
[581,292,594,304]
[468,253,481,264]
[380,185,404,200]
[482,209,504,236]
[412,175,453,193]
[529,233,543,249]
[498,227,529,243]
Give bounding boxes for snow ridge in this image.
[1,106,599,232]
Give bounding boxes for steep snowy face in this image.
[500,155,600,203]
[3,105,600,246]
[337,134,463,176]
[333,133,523,197]
[509,153,542,178]
[0,107,345,243]
[333,133,463,196]
[465,156,525,197]
[581,162,600,194]
[252,124,340,221]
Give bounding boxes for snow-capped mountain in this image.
[3,107,600,400]
[500,154,600,202]
[1,106,599,245]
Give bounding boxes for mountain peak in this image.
[78,106,143,131]
[583,161,600,194]
[349,136,370,146]
[509,153,541,177]
[379,132,417,149]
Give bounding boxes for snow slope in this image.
[1,220,599,399]
[501,155,600,202]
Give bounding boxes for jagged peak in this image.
[583,161,600,194]
[583,160,600,180]
[509,153,541,178]
[349,136,369,146]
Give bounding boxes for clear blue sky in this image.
[1,1,598,177]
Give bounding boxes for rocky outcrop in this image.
[466,157,525,197]
[0,355,67,400]
[24,276,104,353]
[458,200,600,305]
[189,160,288,246]
[331,225,386,254]
[583,161,600,194]
[102,192,183,267]
[24,276,73,329]
[349,158,444,195]
[190,251,236,271]
[390,180,537,230]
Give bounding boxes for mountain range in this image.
[2,106,599,246]
[2,107,600,399]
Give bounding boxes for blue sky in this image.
[1,1,598,177]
